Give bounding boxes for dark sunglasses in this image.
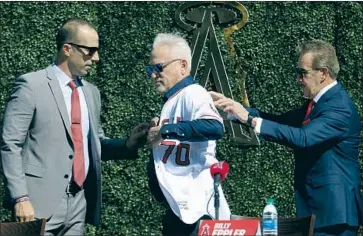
[295,67,321,78]
[146,59,181,77]
[67,42,99,56]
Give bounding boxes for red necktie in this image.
[68,80,85,187]
[304,100,315,120]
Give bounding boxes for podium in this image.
[198,219,261,236]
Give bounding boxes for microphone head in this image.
[210,162,229,181]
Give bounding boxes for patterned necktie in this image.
[304,100,315,120]
[68,80,85,187]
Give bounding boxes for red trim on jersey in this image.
[160,140,175,146]
[161,118,169,125]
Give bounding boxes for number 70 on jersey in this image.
[160,140,191,166]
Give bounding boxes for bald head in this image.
[56,18,96,51]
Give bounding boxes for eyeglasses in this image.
[67,42,99,56]
[295,67,321,78]
[145,59,181,77]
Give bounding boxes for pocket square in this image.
[302,119,311,125]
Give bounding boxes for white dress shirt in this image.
[52,65,90,181]
[254,80,338,134]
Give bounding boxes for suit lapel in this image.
[81,81,101,166]
[302,82,341,126]
[81,81,97,137]
[306,82,341,121]
[312,82,341,113]
[46,66,73,141]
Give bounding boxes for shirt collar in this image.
[313,80,338,103]
[51,64,82,87]
[163,75,196,102]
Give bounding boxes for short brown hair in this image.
[56,18,95,51]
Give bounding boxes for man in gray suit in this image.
[1,18,150,235]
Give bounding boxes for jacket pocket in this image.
[25,164,45,178]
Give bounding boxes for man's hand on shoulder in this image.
[209,91,226,101]
[210,91,249,122]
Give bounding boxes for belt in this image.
[65,181,83,195]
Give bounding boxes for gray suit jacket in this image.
[1,65,137,226]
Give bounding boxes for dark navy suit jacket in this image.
[246,82,362,228]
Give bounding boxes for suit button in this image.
[69,155,73,159]
[64,174,69,179]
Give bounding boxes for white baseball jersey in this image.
[152,84,231,224]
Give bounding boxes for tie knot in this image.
[68,80,77,90]
[304,99,315,120]
[308,100,316,107]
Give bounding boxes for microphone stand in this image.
[214,175,221,220]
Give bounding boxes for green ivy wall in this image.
[0,2,362,235]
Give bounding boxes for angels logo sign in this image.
[198,220,261,236]
[200,223,210,236]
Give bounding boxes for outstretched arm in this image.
[210,91,305,127]
[93,88,151,161]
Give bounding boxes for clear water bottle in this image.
[262,198,278,236]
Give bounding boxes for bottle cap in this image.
[267,198,274,204]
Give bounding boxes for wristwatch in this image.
[246,115,254,127]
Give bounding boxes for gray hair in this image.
[297,39,340,79]
[153,33,192,71]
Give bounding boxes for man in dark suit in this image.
[210,39,362,235]
[1,18,151,235]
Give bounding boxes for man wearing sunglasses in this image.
[210,40,362,235]
[1,18,151,235]
[146,33,231,236]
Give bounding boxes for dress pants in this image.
[295,190,359,236]
[313,224,358,236]
[43,188,87,236]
